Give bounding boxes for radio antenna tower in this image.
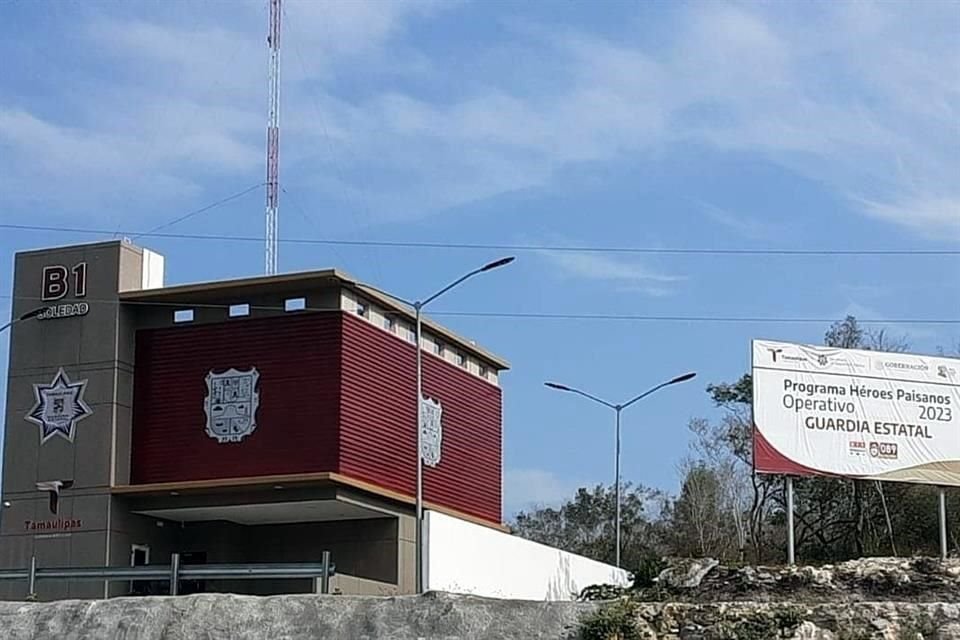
[265,0,282,275]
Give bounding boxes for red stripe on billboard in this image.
[753,425,831,477]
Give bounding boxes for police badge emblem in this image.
[25,368,92,445]
[204,367,260,443]
[419,395,443,467]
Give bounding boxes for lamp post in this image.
[0,307,45,334]
[544,371,696,567]
[351,257,515,593]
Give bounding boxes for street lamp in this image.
[350,257,515,593]
[0,307,45,334]
[544,371,696,568]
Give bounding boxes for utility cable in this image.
[2,223,958,257]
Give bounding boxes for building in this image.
[0,239,509,600]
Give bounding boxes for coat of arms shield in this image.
[419,395,443,467]
[205,367,260,443]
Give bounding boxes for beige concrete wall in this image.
[0,241,148,601]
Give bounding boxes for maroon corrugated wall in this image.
[130,312,503,524]
[131,313,342,483]
[339,314,502,524]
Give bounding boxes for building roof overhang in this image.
[112,471,507,531]
[119,268,510,370]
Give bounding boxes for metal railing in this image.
[0,551,335,599]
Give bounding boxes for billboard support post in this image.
[786,476,795,565]
[940,488,948,561]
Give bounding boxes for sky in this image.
[1,0,958,517]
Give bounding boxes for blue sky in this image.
[1,1,958,515]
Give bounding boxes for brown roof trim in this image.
[111,471,507,532]
[119,268,346,300]
[119,267,510,369]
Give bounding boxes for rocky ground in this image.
[642,556,960,603]
[576,556,960,639]
[1,558,959,639]
[589,601,960,639]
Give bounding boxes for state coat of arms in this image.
[419,395,443,467]
[204,367,260,443]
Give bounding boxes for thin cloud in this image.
[538,250,686,297]
[1,1,957,239]
[694,200,774,240]
[859,196,960,240]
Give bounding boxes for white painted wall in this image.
[424,510,630,601]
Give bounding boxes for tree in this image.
[518,315,956,566]
[701,374,781,563]
[668,461,738,559]
[511,482,667,569]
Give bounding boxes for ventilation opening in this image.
[284,297,306,312]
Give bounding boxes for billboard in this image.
[752,340,960,486]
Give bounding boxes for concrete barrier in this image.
[425,510,629,600]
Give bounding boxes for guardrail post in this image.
[27,556,37,600]
[169,553,180,596]
[320,551,331,594]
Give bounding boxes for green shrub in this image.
[579,599,641,640]
[631,553,668,589]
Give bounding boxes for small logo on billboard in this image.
[799,346,839,368]
[848,441,866,457]
[938,365,956,379]
[25,369,92,444]
[419,395,443,467]
[869,442,898,460]
[767,348,783,362]
[204,367,260,444]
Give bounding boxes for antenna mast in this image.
[265,0,281,275]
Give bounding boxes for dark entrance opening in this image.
[178,551,207,595]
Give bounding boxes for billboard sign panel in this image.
[752,340,960,486]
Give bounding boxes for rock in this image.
[656,558,720,589]
[788,621,836,640]
[2,594,960,639]
[0,593,598,640]
[636,556,960,604]
[3,558,960,639]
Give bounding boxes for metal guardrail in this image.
[0,551,335,598]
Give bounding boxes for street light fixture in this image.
[544,371,696,568]
[350,257,515,593]
[0,307,45,334]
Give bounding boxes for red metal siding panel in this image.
[338,314,502,524]
[131,314,341,483]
